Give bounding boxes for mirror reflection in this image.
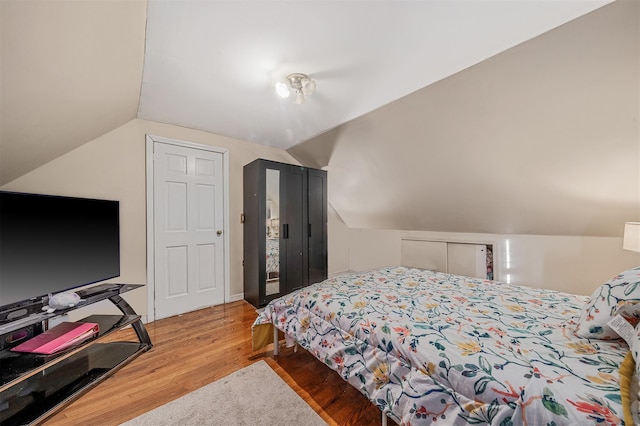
[265,169,280,296]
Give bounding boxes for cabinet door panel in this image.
[308,169,327,285]
[401,240,447,272]
[447,243,488,279]
[283,166,308,292]
[242,161,261,307]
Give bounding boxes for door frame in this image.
[145,134,230,323]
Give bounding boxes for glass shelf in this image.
[0,286,152,425]
[0,284,142,336]
[0,314,144,388]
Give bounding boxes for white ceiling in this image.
[0,0,613,185]
[139,0,612,150]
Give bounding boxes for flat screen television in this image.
[0,191,120,320]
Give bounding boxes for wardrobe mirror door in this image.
[265,168,280,296]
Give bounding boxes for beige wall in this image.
[346,228,640,296]
[290,0,640,295]
[0,0,146,185]
[3,116,637,321]
[290,0,639,238]
[2,1,637,319]
[1,118,300,318]
[327,203,350,275]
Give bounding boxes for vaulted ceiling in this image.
[1,0,614,185]
[291,0,639,237]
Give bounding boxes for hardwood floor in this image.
[44,301,385,426]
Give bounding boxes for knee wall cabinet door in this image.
[401,239,494,280]
[243,159,327,308]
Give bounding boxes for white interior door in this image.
[152,141,225,320]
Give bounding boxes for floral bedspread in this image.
[253,266,630,425]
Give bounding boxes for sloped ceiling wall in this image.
[289,0,640,237]
[0,0,146,185]
[1,1,613,187]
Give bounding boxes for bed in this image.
[253,266,640,425]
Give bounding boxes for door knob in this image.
[217,230,223,235]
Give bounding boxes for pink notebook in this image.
[11,322,99,354]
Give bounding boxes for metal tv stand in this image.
[0,284,152,425]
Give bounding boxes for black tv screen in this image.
[0,191,120,308]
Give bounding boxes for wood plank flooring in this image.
[44,300,386,426]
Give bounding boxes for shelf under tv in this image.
[0,283,139,337]
[0,285,152,426]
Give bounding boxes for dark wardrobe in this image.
[243,159,327,308]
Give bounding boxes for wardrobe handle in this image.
[283,224,289,239]
[308,223,311,238]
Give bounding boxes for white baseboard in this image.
[226,292,244,303]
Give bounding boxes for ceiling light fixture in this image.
[275,73,316,104]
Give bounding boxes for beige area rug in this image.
[120,360,328,426]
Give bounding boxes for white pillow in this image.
[575,267,640,339]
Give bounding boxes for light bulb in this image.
[275,82,290,98]
[294,90,305,105]
[301,78,316,96]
